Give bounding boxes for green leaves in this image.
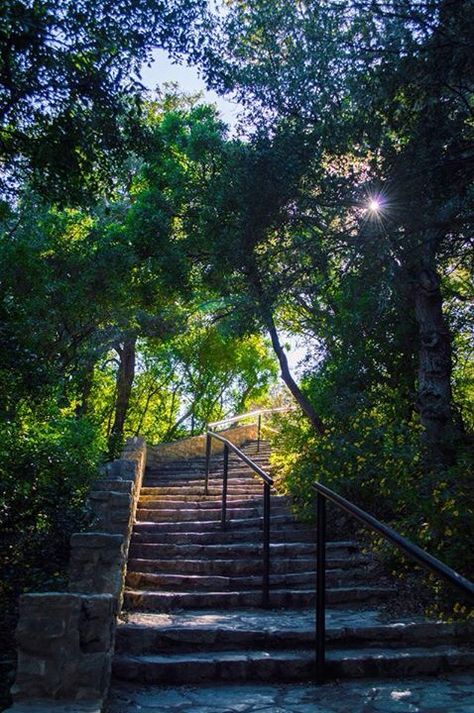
[0,0,207,201]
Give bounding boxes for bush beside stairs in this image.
[112,440,473,685]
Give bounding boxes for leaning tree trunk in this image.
[108,335,136,457]
[412,248,459,466]
[266,314,325,436]
[248,260,325,435]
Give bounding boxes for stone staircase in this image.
[112,440,473,684]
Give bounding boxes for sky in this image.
[140,49,242,130]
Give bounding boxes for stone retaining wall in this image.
[148,423,258,463]
[7,437,147,713]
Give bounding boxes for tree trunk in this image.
[76,363,95,418]
[108,335,136,457]
[267,318,325,436]
[412,254,458,465]
[248,259,325,435]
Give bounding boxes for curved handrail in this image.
[208,406,294,430]
[206,431,274,486]
[313,479,474,682]
[313,481,474,597]
[205,429,274,607]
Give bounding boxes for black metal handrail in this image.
[205,430,273,607]
[208,406,294,453]
[313,480,474,683]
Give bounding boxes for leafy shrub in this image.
[0,413,104,636]
[270,407,474,614]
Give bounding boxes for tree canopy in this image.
[0,2,473,692]
[0,0,205,201]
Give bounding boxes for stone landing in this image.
[108,674,474,713]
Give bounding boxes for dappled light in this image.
[1,0,473,710]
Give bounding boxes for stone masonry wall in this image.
[12,593,115,702]
[8,437,147,712]
[148,423,258,463]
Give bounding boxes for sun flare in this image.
[368,198,381,212]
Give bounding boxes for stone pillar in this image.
[69,533,124,599]
[12,593,115,703]
[88,489,133,537]
[7,437,148,712]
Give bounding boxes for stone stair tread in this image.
[115,644,474,664]
[112,645,474,683]
[117,609,472,652]
[133,515,302,530]
[125,571,326,592]
[129,533,315,548]
[129,538,355,550]
[117,607,425,630]
[123,585,395,611]
[125,556,368,574]
[116,621,472,650]
[137,497,289,507]
[114,649,313,664]
[139,493,266,500]
[113,438,473,686]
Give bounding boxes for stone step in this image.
[126,555,369,576]
[115,610,474,655]
[112,645,474,683]
[129,530,314,550]
[146,460,271,473]
[137,496,291,509]
[126,556,341,576]
[128,539,356,559]
[142,486,267,497]
[140,485,265,496]
[148,449,270,461]
[135,504,290,521]
[125,569,363,592]
[138,492,268,502]
[133,514,296,531]
[146,454,271,468]
[135,505,274,521]
[144,471,270,482]
[144,478,263,497]
[123,586,394,611]
[147,459,271,470]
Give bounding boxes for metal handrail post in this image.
[221,443,229,529]
[262,481,271,607]
[312,481,474,599]
[316,492,326,683]
[205,429,275,607]
[204,432,211,495]
[257,414,262,453]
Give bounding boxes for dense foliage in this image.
[196,0,474,599]
[0,3,473,699]
[0,0,204,201]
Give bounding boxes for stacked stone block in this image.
[148,423,258,463]
[8,437,147,712]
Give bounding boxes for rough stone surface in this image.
[12,593,115,702]
[104,460,138,484]
[107,676,474,712]
[8,702,101,712]
[115,608,473,654]
[69,533,125,597]
[89,490,133,537]
[93,479,135,494]
[7,437,148,713]
[148,424,258,462]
